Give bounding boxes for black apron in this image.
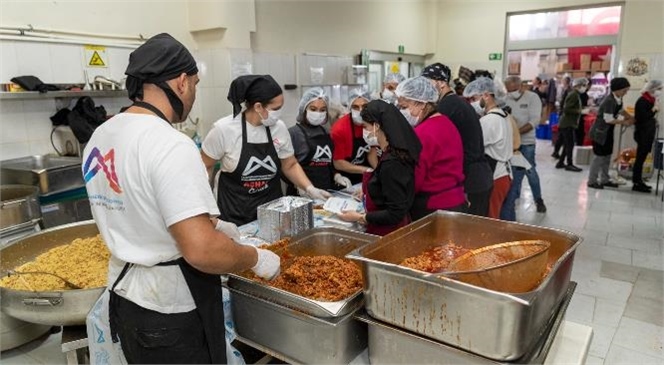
[109,101,226,364]
[345,118,371,185]
[217,114,282,225]
[288,124,334,195]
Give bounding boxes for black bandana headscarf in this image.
[227,75,282,117]
[361,100,422,164]
[421,62,451,82]
[125,33,198,121]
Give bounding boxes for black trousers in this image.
[110,293,212,364]
[558,127,575,166]
[467,188,492,217]
[575,118,586,146]
[632,138,653,184]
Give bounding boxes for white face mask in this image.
[351,109,363,125]
[578,87,587,93]
[471,100,484,116]
[654,89,662,98]
[362,126,379,147]
[382,89,396,103]
[306,110,327,126]
[400,108,420,127]
[259,107,281,127]
[509,91,521,100]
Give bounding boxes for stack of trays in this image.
[346,211,582,363]
[226,227,378,364]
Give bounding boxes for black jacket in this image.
[634,95,657,144]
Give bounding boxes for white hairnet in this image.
[348,88,372,107]
[572,78,589,87]
[384,72,406,84]
[463,77,496,98]
[395,76,440,103]
[643,80,663,93]
[297,87,328,122]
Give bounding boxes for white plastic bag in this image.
[86,290,127,365]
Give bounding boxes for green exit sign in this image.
[489,53,503,61]
[398,45,405,54]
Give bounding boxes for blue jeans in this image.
[500,144,543,221]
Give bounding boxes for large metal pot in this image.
[0,220,105,326]
[0,184,41,235]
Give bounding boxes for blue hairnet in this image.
[384,72,406,84]
[395,76,440,103]
[348,88,372,107]
[297,87,328,122]
[463,77,496,98]
[572,78,589,87]
[643,80,663,93]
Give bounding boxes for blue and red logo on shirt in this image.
[83,147,122,194]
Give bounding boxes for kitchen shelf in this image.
[0,90,127,100]
[556,69,610,74]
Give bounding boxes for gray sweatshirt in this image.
[504,90,542,146]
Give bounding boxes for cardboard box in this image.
[601,60,610,70]
[508,63,520,75]
[580,54,591,70]
[591,61,602,71]
[563,63,573,71]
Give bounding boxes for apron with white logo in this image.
[217,114,282,225]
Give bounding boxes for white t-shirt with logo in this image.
[83,113,219,313]
[480,108,514,180]
[202,114,295,173]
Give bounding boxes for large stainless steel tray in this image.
[0,221,105,326]
[227,227,378,318]
[356,282,576,365]
[228,287,367,365]
[346,211,581,361]
[0,185,41,235]
[1,155,84,196]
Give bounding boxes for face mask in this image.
[363,126,379,147]
[382,89,397,103]
[401,108,420,127]
[259,107,281,127]
[351,110,363,125]
[578,87,587,93]
[509,91,521,100]
[306,110,327,126]
[471,100,484,116]
[654,90,662,98]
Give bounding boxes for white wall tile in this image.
[195,49,215,88]
[49,44,84,84]
[212,48,231,87]
[107,47,132,83]
[0,40,18,83]
[28,139,54,155]
[15,41,54,83]
[0,142,31,160]
[0,100,26,144]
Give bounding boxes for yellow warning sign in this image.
[84,45,108,68]
[89,51,105,66]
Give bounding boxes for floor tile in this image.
[592,298,625,327]
[584,355,604,365]
[565,293,595,324]
[577,243,632,266]
[606,233,661,254]
[14,332,66,365]
[631,271,664,302]
[605,344,662,364]
[0,350,42,365]
[624,295,664,327]
[632,251,664,270]
[588,322,618,359]
[575,276,633,303]
[611,317,664,359]
[599,261,640,283]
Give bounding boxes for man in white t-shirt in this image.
[463,77,513,220]
[83,33,279,364]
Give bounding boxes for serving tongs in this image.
[6,270,83,290]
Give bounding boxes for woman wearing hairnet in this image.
[337,100,422,236]
[464,77,513,219]
[286,88,352,195]
[396,77,466,219]
[380,72,406,104]
[632,80,662,192]
[331,89,378,185]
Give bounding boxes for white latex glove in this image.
[303,185,331,201]
[251,247,280,280]
[214,218,241,243]
[617,115,625,121]
[333,173,352,189]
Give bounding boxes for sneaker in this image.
[555,162,565,169]
[565,165,582,172]
[551,152,560,159]
[603,181,619,188]
[587,183,604,189]
[632,184,652,193]
[535,199,547,213]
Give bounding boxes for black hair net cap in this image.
[361,100,422,164]
[125,33,198,101]
[421,63,451,82]
[227,75,283,117]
